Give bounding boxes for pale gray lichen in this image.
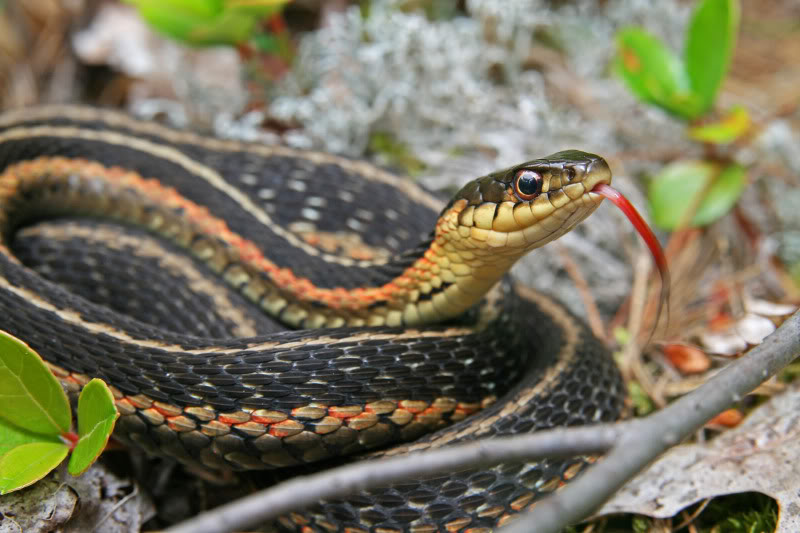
[255,0,696,314]
[744,121,800,272]
[266,0,691,169]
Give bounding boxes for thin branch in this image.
[554,242,606,340]
[500,310,800,533]
[673,498,711,532]
[620,251,666,406]
[162,425,623,533]
[93,485,139,533]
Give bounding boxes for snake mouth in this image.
[582,159,613,203]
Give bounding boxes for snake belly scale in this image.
[0,106,624,532]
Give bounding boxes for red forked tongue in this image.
[592,183,670,341]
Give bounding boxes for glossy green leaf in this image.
[253,32,281,53]
[126,0,224,18]
[0,441,69,494]
[0,416,62,457]
[125,0,288,46]
[648,160,747,230]
[686,0,740,113]
[226,0,289,16]
[614,27,703,119]
[688,105,751,144]
[68,379,119,476]
[131,2,251,45]
[0,330,70,436]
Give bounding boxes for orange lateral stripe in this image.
[7,157,466,313]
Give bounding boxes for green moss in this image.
[580,492,778,533]
[368,132,426,176]
[394,0,462,20]
[697,493,778,533]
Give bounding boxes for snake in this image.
[0,106,635,532]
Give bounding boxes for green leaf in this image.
[126,0,224,18]
[67,379,119,476]
[686,0,740,113]
[614,27,703,119]
[648,160,747,230]
[368,132,426,176]
[628,382,655,416]
[125,0,288,46]
[612,326,632,347]
[226,0,290,17]
[0,441,69,494]
[130,2,250,45]
[253,31,281,53]
[688,105,751,144]
[0,416,62,457]
[0,330,71,436]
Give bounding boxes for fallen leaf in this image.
[662,343,711,374]
[745,298,797,317]
[701,300,797,356]
[702,314,778,355]
[0,462,153,533]
[596,384,800,532]
[0,473,77,533]
[707,408,744,428]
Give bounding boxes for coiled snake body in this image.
[0,106,625,532]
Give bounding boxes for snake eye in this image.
[514,170,542,200]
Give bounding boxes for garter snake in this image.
[0,106,626,532]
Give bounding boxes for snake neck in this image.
[347,199,518,327]
[0,157,513,330]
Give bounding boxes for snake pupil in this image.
[514,170,542,200]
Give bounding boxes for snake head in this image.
[440,150,611,255]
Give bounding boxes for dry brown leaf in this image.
[706,408,744,428]
[662,343,711,374]
[596,384,800,532]
[0,474,77,533]
[0,461,153,533]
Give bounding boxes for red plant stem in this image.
[62,431,79,449]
